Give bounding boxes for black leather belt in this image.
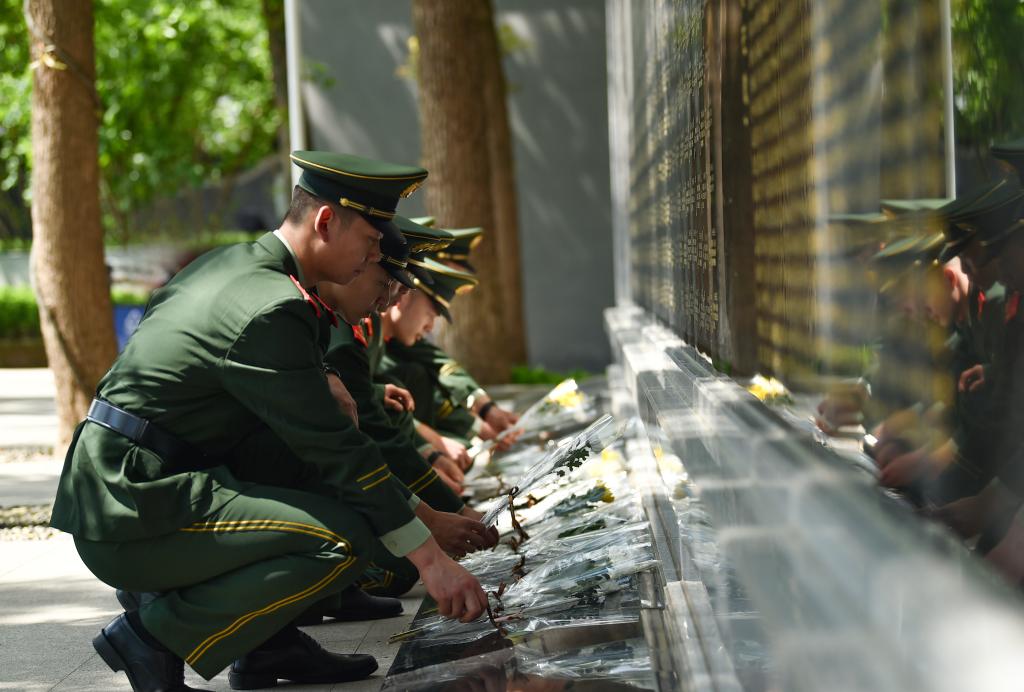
[86,399,211,472]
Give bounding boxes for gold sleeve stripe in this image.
[407,467,435,488]
[409,470,439,494]
[361,472,394,491]
[356,464,389,482]
[180,519,345,547]
[439,363,461,377]
[186,553,355,665]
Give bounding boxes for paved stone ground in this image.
[0,369,423,691]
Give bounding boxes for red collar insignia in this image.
[311,292,339,328]
[352,323,368,347]
[289,275,320,318]
[1006,292,1020,324]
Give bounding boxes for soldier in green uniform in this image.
[314,216,498,598]
[50,151,492,691]
[380,225,520,462]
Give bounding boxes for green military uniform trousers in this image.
[73,481,377,680]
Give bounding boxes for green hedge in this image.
[0,286,40,339]
[0,230,264,254]
[510,365,592,385]
[0,286,151,339]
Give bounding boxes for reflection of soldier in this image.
[930,144,1024,583]
[870,182,1024,500]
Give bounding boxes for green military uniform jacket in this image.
[950,286,1009,465]
[382,339,483,443]
[324,314,464,513]
[51,233,429,557]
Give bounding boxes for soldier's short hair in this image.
[283,186,358,228]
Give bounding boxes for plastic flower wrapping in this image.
[385,404,661,689]
[472,378,601,459]
[479,414,622,528]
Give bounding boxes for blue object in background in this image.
[112,304,145,352]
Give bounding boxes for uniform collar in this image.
[271,229,309,288]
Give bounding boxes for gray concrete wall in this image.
[298,0,613,373]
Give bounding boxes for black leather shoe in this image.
[93,613,211,692]
[115,589,160,612]
[228,627,377,689]
[295,586,402,626]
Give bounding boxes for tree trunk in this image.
[27,0,116,446]
[412,0,527,384]
[261,0,291,209]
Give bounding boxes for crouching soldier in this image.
[50,152,490,691]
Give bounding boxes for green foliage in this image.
[2,228,261,252]
[951,0,1024,144]
[510,365,592,385]
[109,289,150,306]
[0,284,158,339]
[0,1,32,242]
[0,236,31,252]
[0,286,40,338]
[0,0,279,242]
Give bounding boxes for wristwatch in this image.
[465,387,488,410]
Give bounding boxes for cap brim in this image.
[381,262,416,289]
[367,217,399,237]
[938,237,971,263]
[406,260,435,286]
[433,299,452,323]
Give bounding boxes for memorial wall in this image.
[604,0,1024,688]
[612,0,945,385]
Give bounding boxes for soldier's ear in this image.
[313,206,333,239]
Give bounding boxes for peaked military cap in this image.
[393,215,453,254]
[378,222,415,289]
[407,256,478,322]
[393,216,454,287]
[873,233,944,294]
[992,138,1024,182]
[937,177,1024,263]
[290,150,427,233]
[409,216,436,227]
[979,218,1024,253]
[880,198,950,218]
[432,227,483,271]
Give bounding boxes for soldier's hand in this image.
[419,506,495,557]
[461,506,500,546]
[435,466,464,495]
[383,383,415,412]
[958,364,986,393]
[407,538,488,622]
[441,437,472,470]
[483,404,518,433]
[478,421,497,440]
[326,373,359,429]
[430,452,465,485]
[932,494,989,539]
[494,428,523,452]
